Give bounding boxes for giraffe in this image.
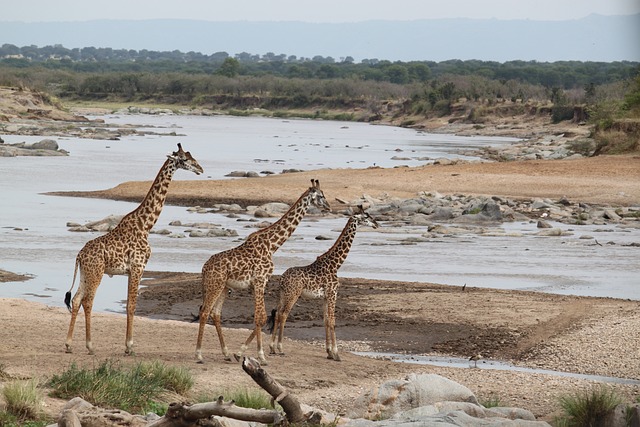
[268,205,379,361]
[195,179,331,364]
[64,143,203,355]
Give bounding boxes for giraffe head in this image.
[168,143,204,175]
[308,179,331,212]
[353,205,379,229]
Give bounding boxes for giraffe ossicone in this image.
[195,179,331,365]
[64,143,203,355]
[268,205,379,361]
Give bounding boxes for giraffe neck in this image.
[254,190,313,253]
[316,217,358,271]
[119,158,177,234]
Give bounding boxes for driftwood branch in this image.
[241,356,309,423]
[147,396,284,427]
[147,357,311,426]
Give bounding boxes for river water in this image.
[1,114,638,314]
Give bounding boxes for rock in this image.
[254,202,290,218]
[534,228,567,236]
[604,209,621,221]
[207,228,239,237]
[427,206,454,220]
[486,407,537,421]
[347,374,479,420]
[315,235,333,240]
[30,139,58,150]
[83,214,123,232]
[433,157,454,165]
[602,403,639,427]
[225,170,250,177]
[536,220,552,229]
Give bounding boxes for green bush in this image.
[551,105,575,123]
[480,394,502,408]
[556,386,622,427]
[197,387,273,410]
[1,379,44,421]
[48,359,194,414]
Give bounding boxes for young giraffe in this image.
[195,179,331,364]
[64,143,203,355]
[268,205,379,361]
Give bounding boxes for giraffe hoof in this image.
[233,354,242,362]
[65,348,72,354]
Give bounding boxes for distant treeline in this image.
[1,43,638,89]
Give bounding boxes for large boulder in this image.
[347,373,478,419]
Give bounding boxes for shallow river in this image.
[1,114,638,314]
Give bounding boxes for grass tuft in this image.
[47,359,194,414]
[480,394,502,408]
[1,379,44,421]
[556,385,622,427]
[197,387,273,410]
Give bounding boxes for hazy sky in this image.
[5,0,640,22]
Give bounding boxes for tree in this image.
[217,57,240,77]
[622,75,640,115]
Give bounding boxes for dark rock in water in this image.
[30,139,58,150]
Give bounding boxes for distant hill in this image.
[1,14,639,62]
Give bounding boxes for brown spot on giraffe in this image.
[64,143,203,355]
[269,205,379,361]
[195,179,331,364]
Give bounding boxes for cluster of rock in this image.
[465,133,592,162]
[49,374,557,427]
[342,373,550,426]
[65,194,639,247]
[356,192,640,228]
[0,138,68,157]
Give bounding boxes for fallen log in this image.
[241,356,309,423]
[147,396,283,427]
[147,357,312,427]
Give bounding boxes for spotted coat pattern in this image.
[195,179,331,364]
[64,144,203,355]
[269,206,379,361]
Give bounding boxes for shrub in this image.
[197,387,272,410]
[48,359,194,414]
[480,394,502,408]
[1,379,44,420]
[566,138,596,156]
[556,386,622,427]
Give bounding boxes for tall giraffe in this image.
[64,143,203,355]
[195,179,331,364]
[268,205,379,361]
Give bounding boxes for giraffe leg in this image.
[81,290,98,355]
[270,294,299,356]
[65,269,99,354]
[268,309,282,355]
[324,296,340,361]
[236,278,269,365]
[211,291,232,361]
[196,285,229,363]
[65,290,84,353]
[124,268,144,355]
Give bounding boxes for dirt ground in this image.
[2,153,640,423]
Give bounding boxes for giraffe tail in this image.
[64,258,79,313]
[266,308,276,334]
